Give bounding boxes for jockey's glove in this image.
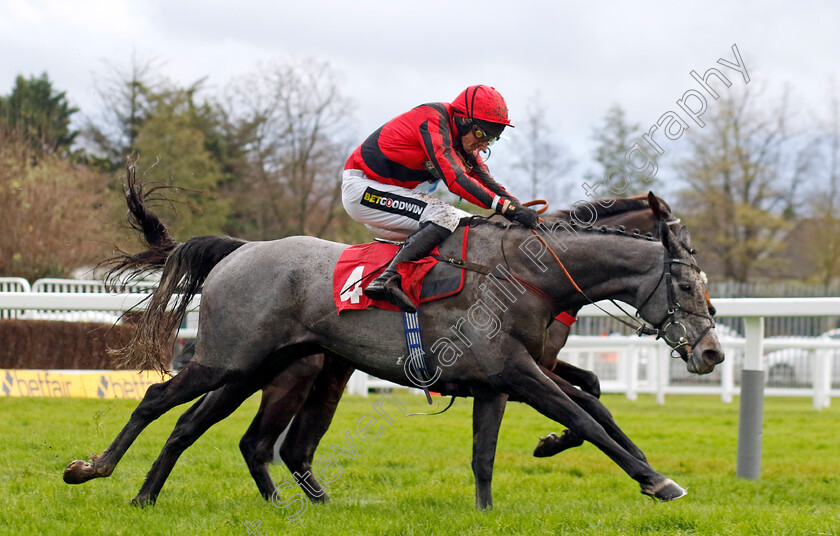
[501,200,540,229]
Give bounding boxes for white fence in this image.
[0,277,31,318]
[347,332,839,409]
[348,299,840,411]
[0,277,197,336]
[1,278,838,408]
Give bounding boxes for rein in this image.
[439,214,716,359]
[527,230,660,337]
[449,220,660,334]
[525,225,715,360]
[531,226,715,359]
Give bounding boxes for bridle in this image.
[632,249,716,359]
[523,223,716,360]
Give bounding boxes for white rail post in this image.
[644,346,656,394]
[737,316,764,479]
[824,349,833,409]
[626,347,638,401]
[347,370,370,396]
[721,348,735,403]
[656,345,668,405]
[813,349,830,410]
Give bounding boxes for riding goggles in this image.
[471,124,500,145]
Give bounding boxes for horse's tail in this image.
[101,162,180,284]
[117,234,247,372]
[104,161,247,373]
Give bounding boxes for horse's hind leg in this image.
[533,360,603,458]
[239,354,325,500]
[551,359,601,398]
[63,362,228,485]
[534,368,648,463]
[131,372,266,506]
[472,389,508,510]
[278,354,354,503]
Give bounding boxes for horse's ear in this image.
[679,226,693,249]
[648,191,669,220]
[659,218,673,250]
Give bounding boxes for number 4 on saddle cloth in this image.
[333,227,470,314]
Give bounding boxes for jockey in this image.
[342,84,539,313]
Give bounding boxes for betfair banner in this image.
[0,369,171,399]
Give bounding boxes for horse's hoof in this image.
[63,460,95,484]
[310,492,330,504]
[534,433,560,457]
[641,478,687,502]
[130,495,156,507]
[533,430,584,458]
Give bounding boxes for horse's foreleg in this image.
[131,375,261,506]
[278,354,354,503]
[240,355,325,500]
[63,362,228,485]
[503,356,685,501]
[471,389,508,510]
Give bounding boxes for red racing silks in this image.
[344,103,499,209]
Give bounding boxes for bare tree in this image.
[82,53,165,169]
[676,86,808,282]
[221,59,354,239]
[511,92,575,205]
[805,87,840,288]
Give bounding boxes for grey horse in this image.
[102,174,679,509]
[64,191,723,509]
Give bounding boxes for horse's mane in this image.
[464,195,671,230]
[550,195,670,222]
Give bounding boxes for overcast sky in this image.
[2,0,839,199]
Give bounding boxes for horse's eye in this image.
[679,283,692,292]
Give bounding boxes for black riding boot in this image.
[364,223,452,313]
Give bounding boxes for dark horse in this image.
[64,178,723,509]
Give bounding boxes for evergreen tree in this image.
[588,104,656,197]
[0,73,78,157]
[133,85,230,239]
[82,56,162,171]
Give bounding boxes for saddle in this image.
[333,227,469,314]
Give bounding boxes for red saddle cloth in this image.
[333,242,440,314]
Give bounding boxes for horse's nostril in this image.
[703,349,724,364]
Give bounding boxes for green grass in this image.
[0,392,838,536]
